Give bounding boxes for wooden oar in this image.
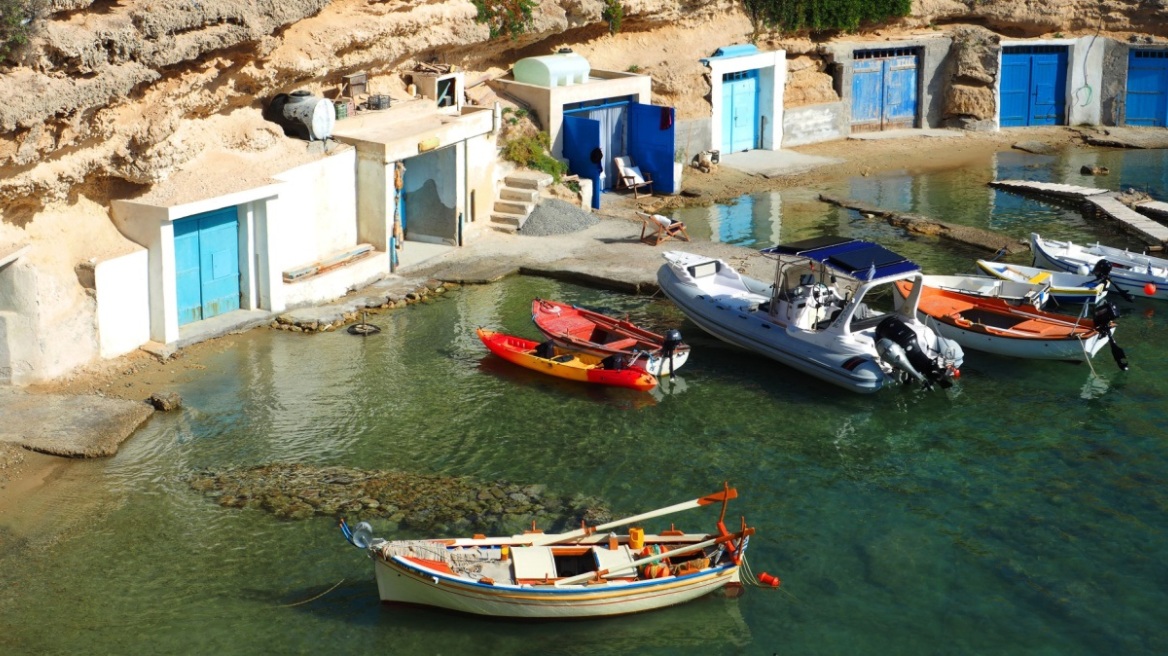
[528,486,737,547]
[553,527,753,586]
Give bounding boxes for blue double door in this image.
[563,100,676,209]
[851,49,918,131]
[722,69,758,152]
[1126,50,1168,127]
[175,207,240,325]
[1000,46,1067,127]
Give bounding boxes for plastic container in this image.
[628,527,644,551]
[513,52,590,87]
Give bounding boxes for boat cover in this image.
[762,238,919,279]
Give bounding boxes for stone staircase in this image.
[490,171,553,232]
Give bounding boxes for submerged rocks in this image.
[272,278,455,334]
[186,463,612,535]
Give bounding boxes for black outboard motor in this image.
[1092,301,1129,371]
[661,329,684,376]
[1091,259,1135,302]
[874,316,955,389]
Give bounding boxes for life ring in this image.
[348,322,381,335]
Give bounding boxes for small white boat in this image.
[340,485,764,619]
[1030,233,1168,300]
[975,260,1108,306]
[656,237,964,394]
[920,273,1050,308]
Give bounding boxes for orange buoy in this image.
[1144,282,1157,296]
[758,572,781,587]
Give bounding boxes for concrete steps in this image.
[491,171,553,232]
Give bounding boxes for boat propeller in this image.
[662,329,684,376]
[1092,301,1129,371]
[1090,260,1136,303]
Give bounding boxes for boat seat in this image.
[511,546,558,582]
[592,545,637,579]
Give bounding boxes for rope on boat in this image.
[278,578,346,607]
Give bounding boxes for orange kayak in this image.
[476,328,658,391]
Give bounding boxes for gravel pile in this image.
[519,198,599,236]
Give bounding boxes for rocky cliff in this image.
[0,0,1163,211]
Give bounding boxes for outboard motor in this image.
[1092,301,1129,371]
[661,329,684,376]
[874,316,956,389]
[1091,259,1135,302]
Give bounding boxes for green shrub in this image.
[0,0,45,61]
[627,64,641,73]
[602,0,623,35]
[742,0,911,36]
[472,0,536,40]
[501,132,565,182]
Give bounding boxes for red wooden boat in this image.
[476,328,658,391]
[531,299,690,376]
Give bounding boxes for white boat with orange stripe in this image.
[339,484,771,618]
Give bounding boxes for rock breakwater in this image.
[187,463,613,536]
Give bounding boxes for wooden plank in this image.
[1084,195,1168,244]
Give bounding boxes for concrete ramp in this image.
[0,389,153,458]
[719,150,842,178]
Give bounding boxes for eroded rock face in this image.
[943,26,1000,124]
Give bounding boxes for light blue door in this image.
[722,70,758,152]
[1126,50,1168,127]
[852,49,919,131]
[174,208,240,326]
[1000,46,1067,127]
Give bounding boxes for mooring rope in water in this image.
[278,578,346,608]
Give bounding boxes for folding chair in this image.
[614,156,654,199]
[636,211,690,246]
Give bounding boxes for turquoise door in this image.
[174,208,240,325]
[722,70,758,152]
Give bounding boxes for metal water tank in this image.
[269,90,336,141]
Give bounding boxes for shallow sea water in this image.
[2,146,1166,655]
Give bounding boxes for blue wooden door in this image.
[174,208,240,325]
[722,70,758,152]
[1000,47,1067,127]
[1126,50,1168,127]
[852,49,918,131]
[562,115,602,209]
[628,102,677,195]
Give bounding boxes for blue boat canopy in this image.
[761,237,920,280]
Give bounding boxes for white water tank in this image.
[274,90,335,141]
[513,50,590,87]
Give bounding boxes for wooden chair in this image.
[614,156,654,198]
[636,211,690,246]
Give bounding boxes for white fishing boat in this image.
[655,237,964,394]
[920,273,1051,308]
[1030,233,1168,300]
[340,485,767,619]
[975,260,1108,306]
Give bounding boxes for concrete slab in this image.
[718,150,843,179]
[0,388,154,458]
[848,128,965,141]
[176,309,275,350]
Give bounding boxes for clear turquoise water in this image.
[2,146,1166,655]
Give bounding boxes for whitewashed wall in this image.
[94,248,150,358]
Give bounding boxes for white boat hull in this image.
[921,315,1107,361]
[1031,233,1168,301]
[373,555,740,618]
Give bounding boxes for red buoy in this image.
[1144,282,1157,296]
[758,572,781,587]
